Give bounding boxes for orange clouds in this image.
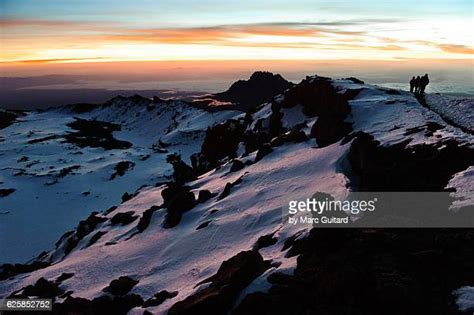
[100,25,326,44]
[1,57,107,64]
[1,19,473,63]
[438,44,474,55]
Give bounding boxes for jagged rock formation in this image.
[214,71,293,111]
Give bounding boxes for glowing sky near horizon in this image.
[0,0,473,63]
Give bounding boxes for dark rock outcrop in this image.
[0,110,20,129]
[348,132,474,191]
[243,131,270,155]
[254,233,278,251]
[121,192,133,203]
[103,276,139,296]
[268,102,285,138]
[234,229,474,315]
[64,118,132,150]
[110,211,138,226]
[55,273,74,283]
[197,190,217,203]
[270,126,308,147]
[0,188,15,197]
[167,154,197,184]
[310,117,352,147]
[63,212,107,256]
[280,76,359,147]
[19,277,64,298]
[218,176,243,200]
[162,183,196,228]
[214,71,293,111]
[169,250,270,315]
[255,144,273,162]
[192,120,245,173]
[229,160,246,173]
[0,261,51,281]
[143,290,178,307]
[281,76,347,116]
[110,161,135,180]
[53,294,143,315]
[136,205,163,232]
[196,220,212,230]
[87,231,107,246]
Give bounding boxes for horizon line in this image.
[2,57,473,65]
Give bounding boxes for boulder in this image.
[21,277,63,298]
[197,190,217,203]
[136,205,163,232]
[218,176,243,200]
[162,183,196,228]
[121,192,132,203]
[255,144,273,162]
[229,160,246,173]
[103,276,139,296]
[110,211,138,226]
[254,233,278,251]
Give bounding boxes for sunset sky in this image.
[1,0,473,64]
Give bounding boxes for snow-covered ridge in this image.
[0,75,473,314]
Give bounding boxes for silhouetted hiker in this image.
[410,76,415,93]
[420,74,429,95]
[414,76,421,94]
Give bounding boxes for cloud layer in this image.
[1,16,472,63]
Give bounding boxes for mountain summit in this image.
[214,71,293,111]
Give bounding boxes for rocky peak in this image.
[214,71,293,111]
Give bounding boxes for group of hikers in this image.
[410,74,430,95]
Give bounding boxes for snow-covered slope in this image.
[0,97,238,263]
[425,94,474,133]
[0,76,473,314]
